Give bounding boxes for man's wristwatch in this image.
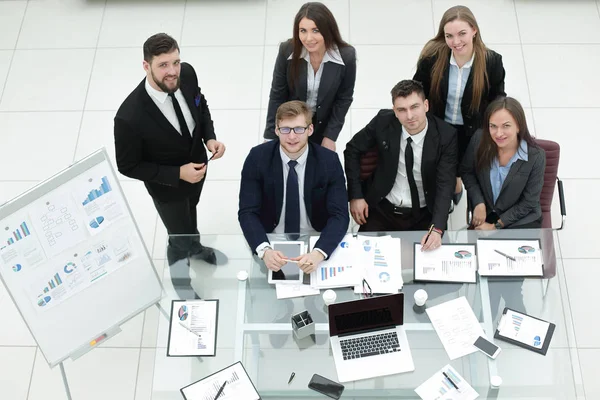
[257,245,272,259]
[494,221,503,230]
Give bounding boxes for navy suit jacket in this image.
[238,140,349,257]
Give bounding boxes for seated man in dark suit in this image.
[239,101,349,273]
[344,80,457,250]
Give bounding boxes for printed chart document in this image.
[168,299,218,357]
[426,296,485,360]
[495,308,555,355]
[415,364,479,400]
[181,361,260,400]
[414,244,477,283]
[353,235,403,294]
[310,234,361,289]
[276,283,319,299]
[477,239,543,277]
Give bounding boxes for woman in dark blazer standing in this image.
[460,97,545,230]
[414,5,505,204]
[264,2,356,151]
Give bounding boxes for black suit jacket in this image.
[238,140,349,257]
[460,130,546,227]
[114,63,216,202]
[413,49,506,137]
[344,111,457,230]
[264,40,356,143]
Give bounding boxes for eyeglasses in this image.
[362,279,373,298]
[277,125,310,135]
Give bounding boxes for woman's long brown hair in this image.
[289,2,349,90]
[418,5,488,115]
[476,97,537,171]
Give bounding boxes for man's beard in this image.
[152,70,180,93]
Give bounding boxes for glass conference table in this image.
[150,229,583,399]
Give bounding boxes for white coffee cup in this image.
[323,290,337,305]
[414,289,428,306]
[491,375,503,388]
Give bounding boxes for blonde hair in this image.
[275,100,313,126]
[418,5,488,115]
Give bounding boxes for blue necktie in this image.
[285,160,300,238]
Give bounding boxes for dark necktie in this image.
[168,92,192,141]
[285,160,300,239]
[405,137,420,214]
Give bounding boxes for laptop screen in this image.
[329,293,404,337]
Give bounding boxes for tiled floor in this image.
[0,0,598,399]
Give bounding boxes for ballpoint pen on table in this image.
[214,381,227,399]
[179,322,201,337]
[494,249,517,262]
[288,372,296,384]
[442,371,460,392]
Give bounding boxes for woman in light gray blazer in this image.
[460,97,545,229]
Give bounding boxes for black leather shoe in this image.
[453,188,463,205]
[167,245,189,267]
[190,246,217,265]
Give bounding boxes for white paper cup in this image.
[414,289,428,306]
[323,290,337,305]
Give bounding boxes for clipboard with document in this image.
[494,307,555,355]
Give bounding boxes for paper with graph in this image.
[309,235,403,291]
[415,364,479,400]
[477,239,543,277]
[414,243,477,283]
[353,235,403,294]
[497,309,549,349]
[309,234,361,289]
[180,361,260,400]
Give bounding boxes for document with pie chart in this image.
[168,299,219,357]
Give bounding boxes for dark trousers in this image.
[360,199,433,232]
[152,181,205,261]
[451,123,470,178]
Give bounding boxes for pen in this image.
[214,381,226,399]
[442,371,460,391]
[284,259,314,267]
[423,224,435,246]
[179,322,201,337]
[494,249,517,262]
[288,372,296,384]
[207,153,216,163]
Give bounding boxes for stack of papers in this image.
[415,364,479,400]
[426,296,485,360]
[308,234,403,293]
[477,239,543,277]
[414,244,477,283]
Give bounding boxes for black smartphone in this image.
[308,374,345,399]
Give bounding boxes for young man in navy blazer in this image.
[239,101,349,273]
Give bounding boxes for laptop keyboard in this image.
[340,332,400,360]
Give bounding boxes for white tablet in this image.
[267,241,305,285]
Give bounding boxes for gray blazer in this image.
[460,129,546,227]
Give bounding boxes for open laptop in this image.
[328,293,414,382]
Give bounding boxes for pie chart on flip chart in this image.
[64,262,76,274]
[37,296,52,307]
[13,264,22,272]
[379,272,391,283]
[89,216,105,229]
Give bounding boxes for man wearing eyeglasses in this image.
[239,100,349,273]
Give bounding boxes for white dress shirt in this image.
[145,79,195,136]
[444,52,475,125]
[385,120,428,208]
[255,145,327,258]
[288,47,345,112]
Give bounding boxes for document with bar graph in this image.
[309,234,362,289]
[415,364,478,400]
[180,361,260,400]
[414,243,477,283]
[495,308,555,355]
[477,239,543,277]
